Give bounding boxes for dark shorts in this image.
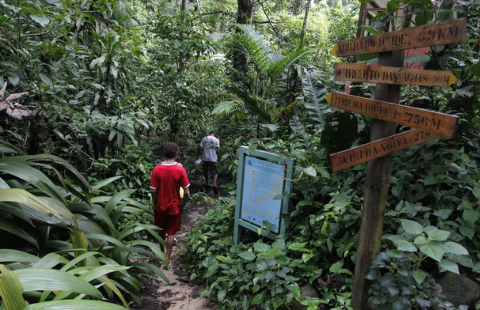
[202,161,218,176]
[154,209,181,235]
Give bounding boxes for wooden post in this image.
[351,49,404,309]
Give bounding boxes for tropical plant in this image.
[0,139,168,308]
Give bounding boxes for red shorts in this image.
[154,209,181,235]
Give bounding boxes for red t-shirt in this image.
[150,164,190,215]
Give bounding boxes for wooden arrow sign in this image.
[334,63,457,87]
[331,19,466,57]
[326,93,459,138]
[330,129,441,172]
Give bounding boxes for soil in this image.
[133,183,222,310]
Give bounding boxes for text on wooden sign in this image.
[330,129,441,172]
[330,19,466,57]
[326,93,459,138]
[334,63,457,86]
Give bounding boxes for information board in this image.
[241,156,284,234]
[234,147,295,244]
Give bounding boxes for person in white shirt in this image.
[197,131,220,193]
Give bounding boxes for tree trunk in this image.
[299,0,311,47]
[356,3,366,39]
[233,0,253,74]
[292,0,302,15]
[178,0,188,72]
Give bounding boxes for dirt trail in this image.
[137,185,216,310]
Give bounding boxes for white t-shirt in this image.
[200,135,220,162]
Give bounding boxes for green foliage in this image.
[0,142,168,307]
[366,252,456,309]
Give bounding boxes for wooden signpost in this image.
[334,63,457,86]
[326,93,459,138]
[330,129,441,172]
[328,18,466,310]
[331,19,466,57]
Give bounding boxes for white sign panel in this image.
[241,156,285,234]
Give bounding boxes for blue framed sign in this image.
[234,147,295,244]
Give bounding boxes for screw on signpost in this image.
[329,19,466,310]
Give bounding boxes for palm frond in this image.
[298,67,330,129]
[0,265,26,310]
[232,24,271,73]
[267,47,316,83]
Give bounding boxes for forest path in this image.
[137,184,217,310]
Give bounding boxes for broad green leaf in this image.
[117,223,159,240]
[33,253,69,269]
[259,124,278,132]
[126,240,167,265]
[400,219,423,235]
[424,175,438,185]
[0,139,25,155]
[443,242,468,255]
[0,219,38,248]
[330,260,344,274]
[105,190,134,214]
[387,0,399,11]
[420,244,444,261]
[8,73,19,86]
[356,53,378,61]
[0,249,40,264]
[426,228,450,242]
[0,265,26,310]
[470,62,480,77]
[79,265,131,282]
[396,240,417,252]
[14,269,102,298]
[9,154,91,193]
[462,209,480,227]
[54,266,131,301]
[433,209,452,220]
[439,259,459,274]
[24,300,126,310]
[251,293,264,305]
[359,25,380,35]
[459,226,474,239]
[92,176,123,192]
[39,74,53,87]
[412,270,426,284]
[303,166,316,177]
[131,262,170,284]
[60,252,101,272]
[288,242,309,252]
[404,54,430,63]
[0,189,63,219]
[253,243,270,253]
[414,236,428,245]
[30,15,50,27]
[0,162,65,203]
[238,251,256,261]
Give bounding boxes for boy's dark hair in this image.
[209,130,215,135]
[164,142,179,159]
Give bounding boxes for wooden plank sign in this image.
[330,19,466,57]
[334,63,457,86]
[326,92,459,138]
[330,129,441,172]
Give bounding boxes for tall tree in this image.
[292,0,302,15]
[178,0,188,72]
[233,0,254,74]
[300,0,311,47]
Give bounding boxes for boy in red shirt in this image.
[150,142,190,266]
